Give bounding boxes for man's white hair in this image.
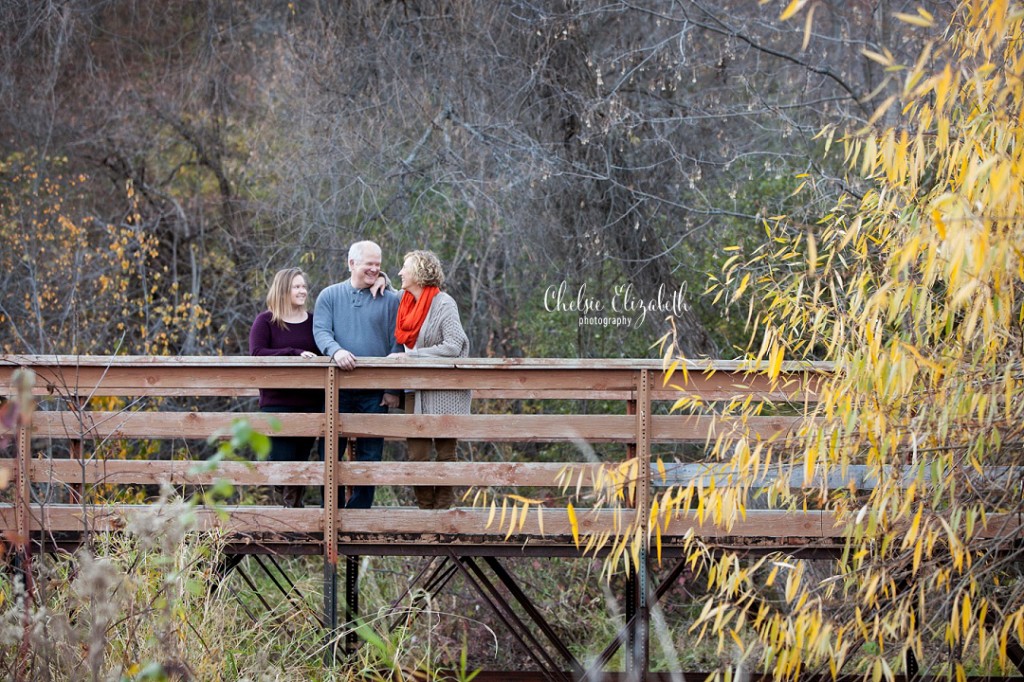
[348,240,382,267]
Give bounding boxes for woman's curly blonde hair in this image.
[404,250,445,289]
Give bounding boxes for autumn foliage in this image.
[0,155,212,355]
[659,1,1024,679]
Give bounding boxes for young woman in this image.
[389,250,471,509]
[249,267,321,507]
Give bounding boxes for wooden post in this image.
[322,365,338,663]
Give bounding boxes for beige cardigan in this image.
[405,292,472,415]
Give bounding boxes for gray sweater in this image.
[406,292,472,415]
[313,282,401,359]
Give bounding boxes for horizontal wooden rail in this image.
[1,411,323,439]
[0,458,323,486]
[10,458,1018,493]
[658,463,1024,490]
[0,356,826,401]
[2,412,816,444]
[2,504,1020,540]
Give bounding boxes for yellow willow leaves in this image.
[679,1,1024,680]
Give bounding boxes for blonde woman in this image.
[249,267,321,507]
[389,250,470,509]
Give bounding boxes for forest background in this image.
[0,0,918,361]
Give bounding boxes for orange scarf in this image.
[395,287,440,348]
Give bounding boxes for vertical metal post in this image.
[322,366,339,663]
[14,381,35,678]
[627,369,651,679]
[905,648,919,679]
[342,431,360,655]
[624,570,637,673]
[68,396,85,504]
[14,420,32,562]
[625,399,637,503]
[345,555,360,655]
[624,393,638,675]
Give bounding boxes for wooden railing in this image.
[0,355,853,555]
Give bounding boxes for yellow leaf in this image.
[806,231,817,275]
[486,500,496,529]
[505,504,519,540]
[894,11,934,27]
[861,49,893,67]
[802,4,816,50]
[867,96,897,127]
[568,502,580,548]
[731,272,751,303]
[769,344,784,380]
[779,0,806,21]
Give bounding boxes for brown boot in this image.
[283,485,305,508]
[434,487,455,509]
[414,486,435,510]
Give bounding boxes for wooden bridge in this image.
[1,356,1018,680]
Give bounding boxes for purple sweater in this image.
[248,310,322,409]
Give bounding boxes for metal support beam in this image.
[1007,635,1024,676]
[323,560,338,657]
[388,557,460,631]
[625,570,637,670]
[322,365,338,664]
[345,555,360,655]
[627,369,651,680]
[251,554,312,626]
[589,559,690,676]
[210,553,244,590]
[234,563,276,615]
[483,556,584,677]
[223,582,261,625]
[905,648,919,679]
[451,553,569,681]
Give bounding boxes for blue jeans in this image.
[260,405,322,463]
[327,390,388,509]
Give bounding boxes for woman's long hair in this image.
[266,267,307,329]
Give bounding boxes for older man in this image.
[313,240,401,508]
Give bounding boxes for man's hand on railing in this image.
[332,349,356,370]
